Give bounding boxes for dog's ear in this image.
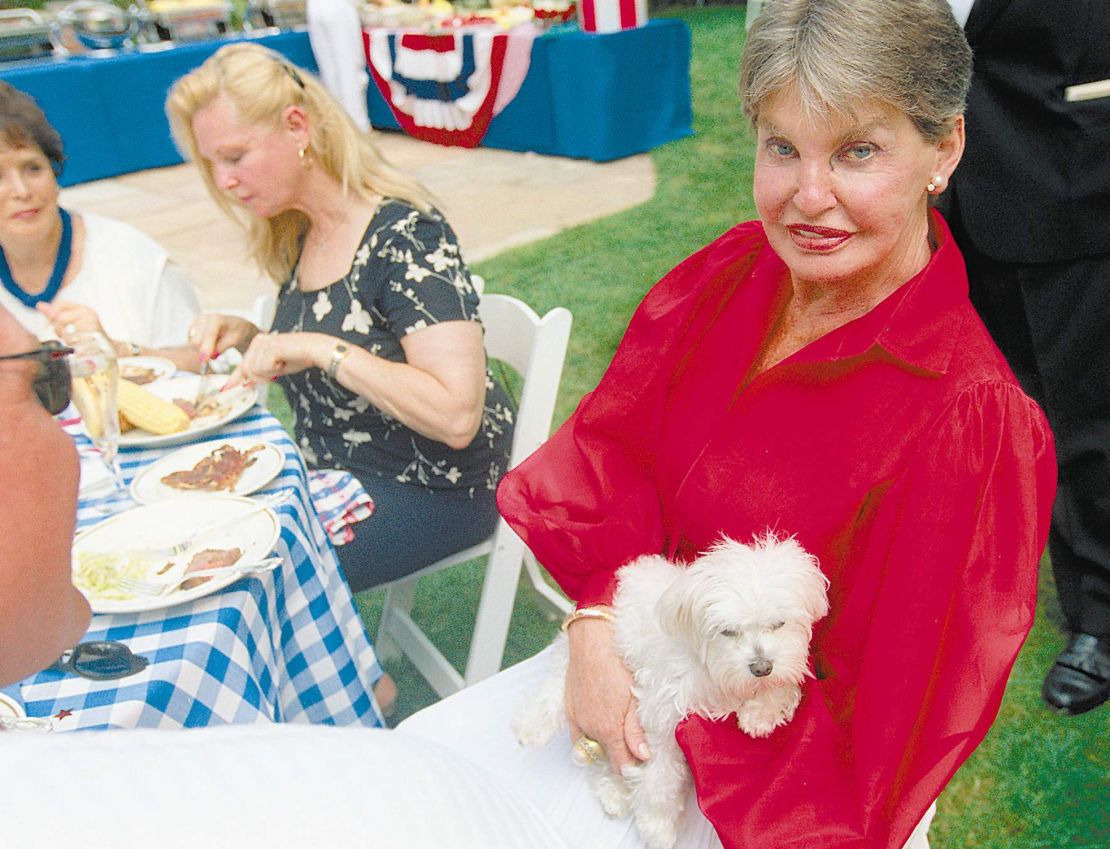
[657,573,692,638]
[656,568,707,649]
[792,550,830,624]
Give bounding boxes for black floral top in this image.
[272,199,514,495]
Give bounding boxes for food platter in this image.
[118,374,257,449]
[0,691,25,719]
[72,496,281,614]
[130,437,284,504]
[118,356,176,386]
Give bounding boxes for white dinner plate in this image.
[118,374,257,449]
[118,356,176,386]
[129,438,284,504]
[72,496,281,614]
[0,691,25,719]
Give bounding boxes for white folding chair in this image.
[375,293,573,698]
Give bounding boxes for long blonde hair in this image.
[166,42,433,282]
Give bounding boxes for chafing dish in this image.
[58,1,138,52]
[144,0,232,42]
[0,9,60,62]
[253,0,306,29]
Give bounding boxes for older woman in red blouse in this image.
[404,1,1055,847]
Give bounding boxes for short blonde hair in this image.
[740,0,972,143]
[166,43,433,283]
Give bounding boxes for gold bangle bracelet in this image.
[326,341,351,380]
[561,606,615,633]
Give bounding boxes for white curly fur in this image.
[513,534,829,849]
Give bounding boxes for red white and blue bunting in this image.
[364,26,537,148]
[577,0,648,32]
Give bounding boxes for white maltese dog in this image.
[513,533,829,849]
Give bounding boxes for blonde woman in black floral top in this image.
[167,44,514,594]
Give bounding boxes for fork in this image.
[117,556,283,597]
[193,353,210,408]
[130,489,294,560]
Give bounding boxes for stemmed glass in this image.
[67,331,125,506]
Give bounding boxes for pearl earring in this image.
[927,175,943,193]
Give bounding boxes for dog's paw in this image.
[592,770,633,819]
[737,696,796,738]
[511,698,564,748]
[634,810,680,849]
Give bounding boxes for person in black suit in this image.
[943,0,1110,715]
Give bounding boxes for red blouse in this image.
[497,213,1057,849]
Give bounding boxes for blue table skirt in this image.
[368,19,693,162]
[0,20,691,186]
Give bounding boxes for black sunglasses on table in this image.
[50,641,149,681]
[0,340,74,415]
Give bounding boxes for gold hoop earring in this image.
[298,147,309,167]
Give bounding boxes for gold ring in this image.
[570,735,604,767]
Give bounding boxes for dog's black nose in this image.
[749,659,773,678]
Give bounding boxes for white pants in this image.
[401,649,936,849]
[306,0,371,131]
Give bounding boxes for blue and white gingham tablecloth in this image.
[8,405,385,731]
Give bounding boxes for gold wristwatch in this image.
[326,341,350,380]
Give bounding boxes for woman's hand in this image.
[36,300,107,343]
[231,331,327,386]
[187,313,260,361]
[564,618,650,775]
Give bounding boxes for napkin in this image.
[307,470,375,546]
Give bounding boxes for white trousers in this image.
[306,0,371,131]
[401,649,936,849]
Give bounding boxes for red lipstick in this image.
[785,224,853,251]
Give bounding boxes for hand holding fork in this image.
[194,352,210,409]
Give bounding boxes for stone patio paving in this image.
[59,131,656,313]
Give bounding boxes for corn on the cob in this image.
[71,376,106,439]
[117,379,190,435]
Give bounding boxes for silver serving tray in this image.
[259,0,306,28]
[146,1,231,42]
[0,9,57,61]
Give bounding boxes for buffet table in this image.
[1,406,386,731]
[0,18,691,185]
[366,19,693,161]
[0,30,317,187]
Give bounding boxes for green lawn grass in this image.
[279,7,1108,846]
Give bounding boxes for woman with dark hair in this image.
[0,82,200,368]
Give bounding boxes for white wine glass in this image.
[67,331,125,506]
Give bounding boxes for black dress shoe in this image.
[1042,633,1110,715]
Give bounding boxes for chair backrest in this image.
[478,294,573,470]
[251,292,278,331]
[376,293,572,697]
